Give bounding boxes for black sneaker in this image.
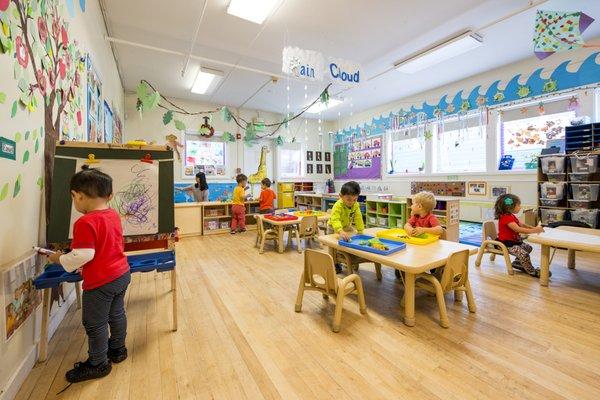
[529,268,552,278]
[65,359,112,383]
[108,346,128,363]
[238,228,247,233]
[335,263,343,274]
[511,261,525,272]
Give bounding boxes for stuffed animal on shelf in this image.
[165,134,183,160]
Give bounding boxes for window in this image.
[433,115,486,173]
[498,110,575,171]
[387,127,427,174]
[278,143,302,178]
[184,133,226,177]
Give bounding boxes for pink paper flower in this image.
[36,69,47,95]
[77,110,82,126]
[61,26,68,48]
[16,36,29,68]
[38,18,48,43]
[0,0,9,12]
[58,59,66,79]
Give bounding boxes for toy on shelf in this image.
[376,228,440,245]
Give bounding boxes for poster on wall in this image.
[333,134,382,180]
[113,107,123,144]
[3,254,43,341]
[184,135,226,177]
[103,101,114,143]
[86,55,102,143]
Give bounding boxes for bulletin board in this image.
[410,181,466,197]
[334,134,382,180]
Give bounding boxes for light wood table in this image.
[262,214,331,253]
[318,228,478,326]
[527,226,600,286]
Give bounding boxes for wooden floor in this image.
[16,233,600,400]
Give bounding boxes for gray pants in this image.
[82,271,131,365]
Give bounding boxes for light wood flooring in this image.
[15,233,600,400]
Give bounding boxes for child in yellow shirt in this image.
[231,174,247,234]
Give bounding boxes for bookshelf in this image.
[295,193,323,210]
[277,181,314,208]
[201,201,260,235]
[365,199,408,230]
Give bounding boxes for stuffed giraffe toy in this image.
[249,145,269,184]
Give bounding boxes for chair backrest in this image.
[440,228,447,240]
[299,215,318,237]
[481,220,498,241]
[439,249,470,291]
[303,249,337,293]
[255,214,264,236]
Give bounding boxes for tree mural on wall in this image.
[0,0,83,217]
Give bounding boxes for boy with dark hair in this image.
[48,166,130,383]
[258,178,276,214]
[231,173,248,233]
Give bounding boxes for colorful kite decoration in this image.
[533,10,595,60]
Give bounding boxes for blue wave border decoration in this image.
[335,52,600,142]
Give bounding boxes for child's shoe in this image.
[529,268,552,278]
[238,228,247,233]
[65,359,112,383]
[108,346,128,363]
[230,230,236,234]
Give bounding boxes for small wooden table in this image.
[318,228,478,326]
[527,226,600,286]
[261,214,331,253]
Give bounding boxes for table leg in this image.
[38,288,51,362]
[567,249,576,269]
[403,272,415,327]
[171,269,178,331]
[75,281,82,309]
[278,226,285,253]
[540,244,550,287]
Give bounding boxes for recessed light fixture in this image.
[191,67,223,95]
[227,0,280,24]
[395,31,483,73]
[306,98,343,114]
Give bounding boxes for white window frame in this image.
[386,125,430,176]
[432,114,487,174]
[277,142,304,179]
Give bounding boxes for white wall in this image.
[123,94,336,191]
[0,0,123,397]
[333,47,600,214]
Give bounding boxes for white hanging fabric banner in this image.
[327,57,361,87]
[282,47,324,81]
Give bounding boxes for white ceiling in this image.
[103,0,600,120]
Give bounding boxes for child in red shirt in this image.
[258,178,276,214]
[405,191,444,237]
[49,166,130,383]
[494,194,545,277]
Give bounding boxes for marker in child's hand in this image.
[33,246,55,255]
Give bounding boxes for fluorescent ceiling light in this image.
[306,98,343,114]
[395,31,483,73]
[227,0,279,24]
[191,67,223,95]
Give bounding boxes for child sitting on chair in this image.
[48,166,130,383]
[405,191,443,237]
[495,193,545,277]
[258,178,276,214]
[328,181,365,273]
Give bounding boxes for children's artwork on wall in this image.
[491,186,510,197]
[87,55,103,143]
[317,164,323,174]
[325,164,331,174]
[3,253,43,341]
[325,152,331,162]
[307,164,313,174]
[103,101,114,143]
[0,137,16,160]
[533,10,595,60]
[316,151,322,161]
[334,134,382,180]
[411,181,466,197]
[184,135,226,177]
[306,151,313,161]
[467,181,487,196]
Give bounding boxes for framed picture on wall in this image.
[306,164,313,174]
[467,181,487,196]
[317,164,323,174]
[325,152,331,162]
[306,151,313,161]
[316,151,322,161]
[325,164,331,174]
[491,185,510,198]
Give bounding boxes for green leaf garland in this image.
[174,119,186,131]
[162,110,173,125]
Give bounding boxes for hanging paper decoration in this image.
[446,104,455,113]
[282,46,324,81]
[162,110,173,125]
[567,96,580,112]
[542,78,558,93]
[493,91,505,102]
[520,107,529,114]
[460,99,470,113]
[199,116,214,138]
[538,102,545,115]
[517,85,530,98]
[533,10,595,60]
[220,106,232,122]
[274,135,284,146]
[327,57,361,86]
[222,131,235,142]
[320,87,330,104]
[476,95,487,107]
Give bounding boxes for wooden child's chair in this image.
[414,249,476,328]
[474,220,514,275]
[295,249,367,332]
[288,215,320,253]
[255,214,279,254]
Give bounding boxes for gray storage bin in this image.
[541,155,566,173]
[540,208,566,224]
[569,173,593,182]
[570,209,599,228]
[546,173,567,181]
[568,200,595,209]
[570,155,599,173]
[570,184,599,201]
[539,198,561,207]
[540,182,566,199]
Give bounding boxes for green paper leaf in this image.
[11,100,17,117]
[0,183,8,201]
[13,174,21,198]
[162,110,173,125]
[174,119,186,131]
[22,150,29,163]
[14,131,21,142]
[142,91,159,111]
[25,130,30,140]
[0,92,6,104]
[136,81,148,101]
[37,177,44,190]
[35,138,39,153]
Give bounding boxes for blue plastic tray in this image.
[338,235,406,255]
[33,251,176,289]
